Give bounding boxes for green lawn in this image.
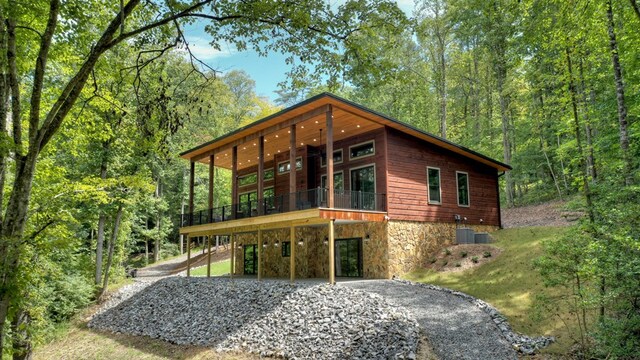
[405,226,575,355]
[189,259,231,277]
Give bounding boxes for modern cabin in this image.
[179,93,511,283]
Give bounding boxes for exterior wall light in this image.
[323,236,328,246]
[364,234,371,242]
[274,240,280,247]
[263,240,268,248]
[298,238,304,246]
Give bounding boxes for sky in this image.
[180,0,415,101]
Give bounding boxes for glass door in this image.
[334,238,362,277]
[350,165,375,210]
[243,244,257,275]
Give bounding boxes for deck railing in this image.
[180,188,386,227]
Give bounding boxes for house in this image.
[179,93,511,283]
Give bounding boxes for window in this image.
[238,191,257,214]
[264,169,274,181]
[277,157,303,174]
[263,187,275,209]
[321,149,343,167]
[321,172,344,191]
[349,141,375,160]
[282,241,291,257]
[456,171,470,207]
[427,167,441,204]
[238,173,257,187]
[350,165,376,210]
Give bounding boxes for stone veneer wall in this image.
[232,222,389,279]
[387,220,498,277]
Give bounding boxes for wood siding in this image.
[386,128,500,226]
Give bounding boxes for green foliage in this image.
[444,248,451,256]
[471,256,479,263]
[460,251,467,258]
[44,274,93,323]
[482,251,491,258]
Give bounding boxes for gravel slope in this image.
[341,280,518,360]
[89,277,419,360]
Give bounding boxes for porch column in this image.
[328,220,335,284]
[186,235,192,277]
[258,136,265,215]
[289,124,297,211]
[290,226,296,283]
[206,234,212,278]
[208,154,215,220]
[230,232,235,279]
[325,105,334,208]
[231,146,238,219]
[257,229,263,281]
[189,161,195,225]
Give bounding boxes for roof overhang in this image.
[180,93,512,172]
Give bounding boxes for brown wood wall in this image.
[386,128,500,226]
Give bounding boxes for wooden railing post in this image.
[326,105,334,208]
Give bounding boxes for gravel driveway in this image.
[341,280,517,360]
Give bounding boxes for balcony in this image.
[181,188,386,227]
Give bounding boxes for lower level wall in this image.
[387,220,498,277]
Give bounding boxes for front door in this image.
[350,165,375,210]
[243,244,257,275]
[335,238,362,277]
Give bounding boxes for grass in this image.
[190,259,231,277]
[405,226,575,355]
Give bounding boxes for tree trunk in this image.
[98,205,124,301]
[154,177,161,262]
[96,140,110,285]
[496,67,514,207]
[630,0,640,22]
[606,0,633,186]
[11,310,32,360]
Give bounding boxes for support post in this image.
[257,229,263,281]
[326,105,334,208]
[207,235,212,277]
[230,232,235,279]
[208,154,215,214]
[258,136,265,215]
[186,235,192,277]
[290,226,296,283]
[328,220,335,285]
[289,125,297,211]
[189,161,195,225]
[231,146,238,219]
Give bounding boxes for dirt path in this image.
[500,200,581,228]
[136,246,230,278]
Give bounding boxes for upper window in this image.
[349,141,375,160]
[277,157,303,174]
[456,171,470,207]
[427,167,441,204]
[321,149,343,167]
[264,169,274,181]
[238,173,257,187]
[282,241,291,257]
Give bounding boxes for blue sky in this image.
[180,0,414,101]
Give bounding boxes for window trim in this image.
[321,149,344,168]
[349,140,375,160]
[238,172,257,187]
[426,166,442,205]
[320,170,345,190]
[349,163,377,194]
[456,171,470,207]
[277,157,303,174]
[264,168,275,181]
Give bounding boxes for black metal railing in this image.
[180,188,386,227]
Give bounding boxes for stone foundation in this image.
[387,221,498,277]
[229,221,496,279]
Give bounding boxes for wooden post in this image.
[257,229,263,281]
[328,220,335,285]
[258,136,265,216]
[186,235,191,277]
[231,146,238,219]
[207,234,212,278]
[289,125,297,211]
[189,161,195,225]
[230,232,235,279]
[326,105,334,208]
[290,226,296,283]
[208,154,215,213]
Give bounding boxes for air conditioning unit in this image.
[455,228,475,244]
[474,232,490,244]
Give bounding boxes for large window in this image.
[321,172,344,191]
[238,191,257,215]
[321,149,343,167]
[349,141,375,160]
[427,167,441,204]
[263,187,275,209]
[238,173,257,187]
[456,171,470,207]
[264,169,274,181]
[277,157,303,174]
[350,165,376,210]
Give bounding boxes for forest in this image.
[1,0,638,358]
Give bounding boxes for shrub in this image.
[460,251,468,258]
[444,248,452,256]
[442,260,448,266]
[483,251,492,258]
[471,256,479,263]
